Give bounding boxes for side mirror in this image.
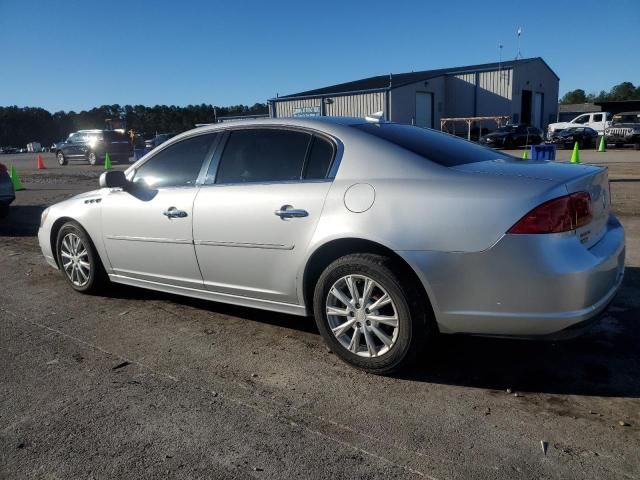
[99,170,128,189]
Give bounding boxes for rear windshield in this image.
[353,123,511,167]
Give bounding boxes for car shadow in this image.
[0,205,46,237]
[106,267,640,398]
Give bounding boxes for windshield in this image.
[353,123,512,167]
[612,113,640,124]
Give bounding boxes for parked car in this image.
[144,133,176,151]
[547,112,612,139]
[55,130,132,166]
[1,147,18,154]
[478,124,544,148]
[38,117,624,374]
[0,162,15,218]
[549,126,599,149]
[605,112,640,150]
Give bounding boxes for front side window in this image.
[574,115,588,124]
[215,129,311,184]
[134,133,217,188]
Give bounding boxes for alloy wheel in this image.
[60,232,91,287]
[326,274,399,358]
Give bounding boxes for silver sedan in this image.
[38,117,625,373]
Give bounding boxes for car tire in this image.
[0,204,8,219]
[313,253,432,374]
[88,151,99,166]
[57,151,67,166]
[55,221,108,294]
[634,143,640,151]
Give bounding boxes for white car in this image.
[547,112,612,139]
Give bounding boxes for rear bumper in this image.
[399,214,625,337]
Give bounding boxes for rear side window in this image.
[134,133,217,188]
[304,136,334,179]
[592,114,603,122]
[354,123,512,167]
[103,131,128,142]
[215,129,311,184]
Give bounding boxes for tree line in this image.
[560,81,640,105]
[0,103,269,147]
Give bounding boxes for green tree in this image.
[560,89,588,104]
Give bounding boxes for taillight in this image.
[508,192,593,234]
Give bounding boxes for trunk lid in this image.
[453,159,610,248]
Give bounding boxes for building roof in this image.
[558,103,601,113]
[276,57,558,100]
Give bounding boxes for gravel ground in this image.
[1,151,639,479]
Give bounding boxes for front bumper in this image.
[38,224,58,270]
[400,214,625,337]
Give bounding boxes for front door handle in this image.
[163,207,188,219]
[274,205,308,219]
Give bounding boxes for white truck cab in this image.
[547,112,612,139]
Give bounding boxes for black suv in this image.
[605,112,640,150]
[56,130,132,166]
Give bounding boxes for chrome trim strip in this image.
[105,235,192,244]
[195,240,294,250]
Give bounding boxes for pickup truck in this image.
[547,112,612,139]
[605,111,640,150]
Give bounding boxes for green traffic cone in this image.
[570,142,581,164]
[522,148,529,160]
[9,165,24,191]
[104,152,112,170]
[598,135,606,152]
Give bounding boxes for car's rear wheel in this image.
[57,151,67,166]
[0,204,9,219]
[313,253,429,374]
[88,151,99,165]
[56,222,107,293]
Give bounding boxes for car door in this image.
[101,132,219,289]
[192,128,336,305]
[63,133,82,158]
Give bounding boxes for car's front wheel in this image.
[313,254,430,374]
[56,221,107,293]
[57,151,67,165]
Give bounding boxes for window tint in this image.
[215,129,311,184]
[574,115,588,124]
[304,136,334,179]
[134,133,216,188]
[353,123,513,167]
[592,114,603,122]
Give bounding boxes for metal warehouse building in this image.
[269,57,559,132]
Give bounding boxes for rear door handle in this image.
[163,207,188,219]
[274,205,308,219]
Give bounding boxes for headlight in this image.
[40,207,50,228]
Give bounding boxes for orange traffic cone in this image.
[37,154,46,170]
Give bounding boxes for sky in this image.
[0,0,638,112]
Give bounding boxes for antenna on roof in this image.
[515,27,523,60]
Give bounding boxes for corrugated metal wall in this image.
[478,69,512,100]
[325,92,385,117]
[272,92,385,118]
[273,98,321,118]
